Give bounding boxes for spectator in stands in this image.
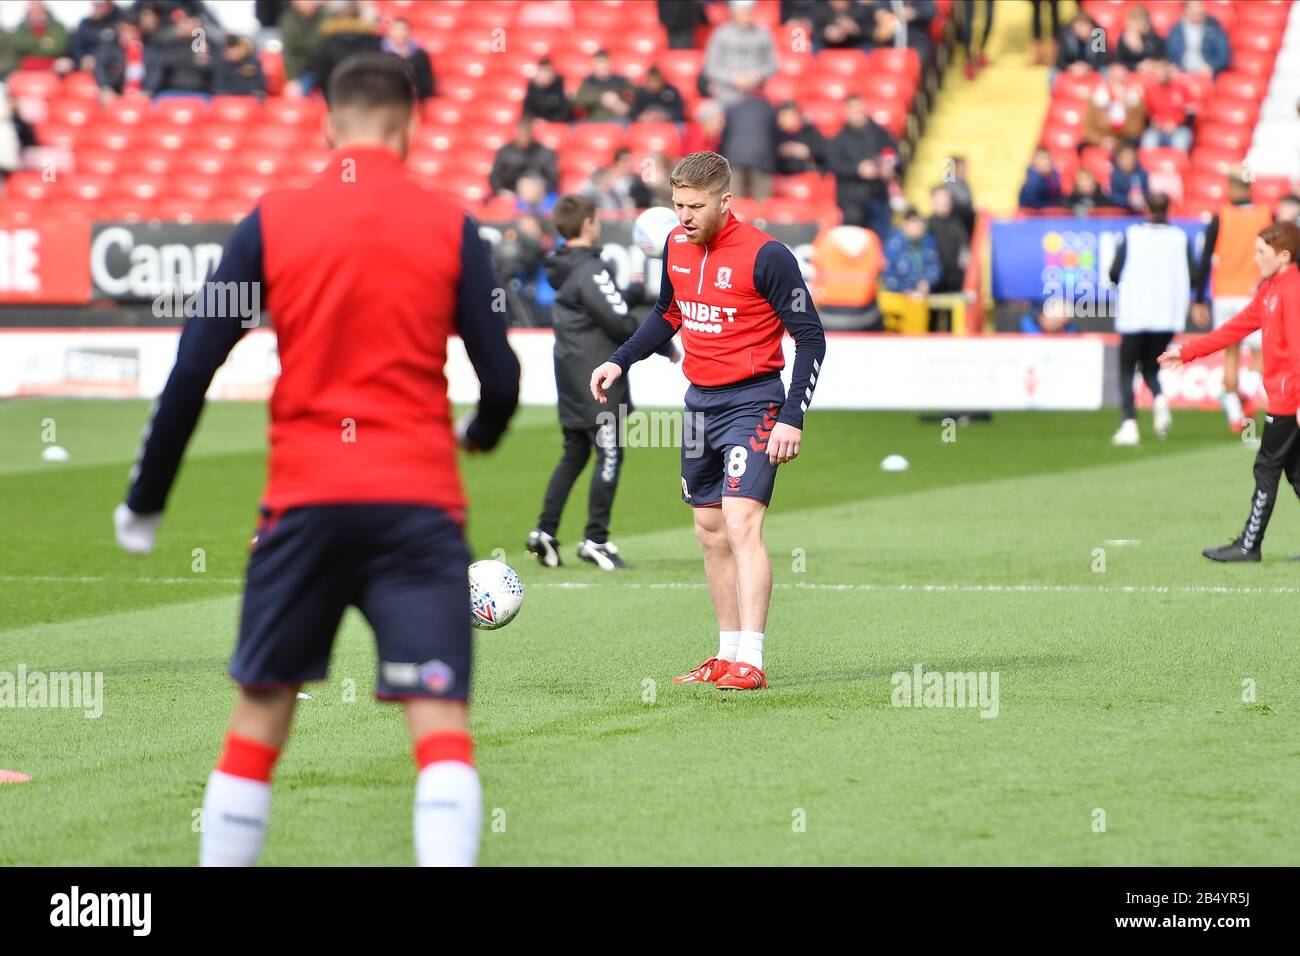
[883,208,942,298]
[312,0,382,102]
[0,83,25,176]
[382,17,434,101]
[574,49,633,122]
[524,58,573,122]
[94,11,152,98]
[959,0,995,80]
[146,9,215,98]
[584,150,653,211]
[774,101,828,176]
[1067,168,1116,215]
[514,173,557,217]
[71,0,121,73]
[722,94,777,200]
[1018,147,1063,210]
[1020,296,1079,334]
[701,0,778,107]
[682,99,725,154]
[811,0,870,51]
[1278,195,1300,226]
[1057,13,1109,74]
[490,119,559,195]
[927,186,969,294]
[639,152,674,207]
[214,35,266,97]
[630,65,685,123]
[0,31,17,80]
[280,0,325,95]
[828,94,900,240]
[946,154,976,235]
[1115,5,1166,72]
[1031,0,1061,66]
[865,1,936,65]
[1140,57,1192,150]
[1166,0,1230,77]
[13,1,71,72]
[658,0,706,50]
[1109,143,1150,211]
[1084,64,1146,153]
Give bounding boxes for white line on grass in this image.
[4,575,1300,596]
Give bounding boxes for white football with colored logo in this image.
[633,206,681,259]
[468,559,524,630]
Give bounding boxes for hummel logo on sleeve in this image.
[594,270,628,316]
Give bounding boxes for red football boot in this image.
[715,660,767,690]
[672,657,731,684]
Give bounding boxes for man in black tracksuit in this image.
[526,195,680,570]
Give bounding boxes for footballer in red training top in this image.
[591,151,827,690]
[111,54,520,867]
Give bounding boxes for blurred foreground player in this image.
[590,152,826,689]
[1159,221,1300,561]
[112,54,520,865]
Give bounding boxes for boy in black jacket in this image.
[527,195,680,569]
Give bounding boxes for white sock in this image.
[737,630,765,669]
[200,770,271,867]
[414,761,482,866]
[1222,391,1243,423]
[717,630,741,661]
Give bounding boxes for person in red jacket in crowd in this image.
[1159,221,1300,562]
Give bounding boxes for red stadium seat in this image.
[436,74,480,103]
[440,51,495,80]
[1215,71,1268,103]
[1195,122,1251,153]
[529,120,568,151]
[760,196,822,224]
[6,71,60,99]
[1237,2,1290,31]
[259,49,285,96]
[1204,1,1236,33]
[1080,146,1113,190]
[407,152,446,178]
[1046,100,1086,129]
[728,197,761,222]
[155,198,211,224]
[112,175,165,201]
[1231,32,1281,57]
[62,71,100,100]
[1050,149,1081,193]
[95,198,159,223]
[1138,147,1189,178]
[169,176,222,201]
[262,97,327,128]
[447,150,496,180]
[863,99,906,139]
[861,72,915,104]
[424,98,467,126]
[1229,48,1277,79]
[210,96,262,124]
[816,49,870,77]
[1052,70,1102,101]
[85,124,138,152]
[139,126,193,152]
[1146,2,1182,36]
[555,29,610,57]
[235,151,293,178]
[775,48,812,78]
[868,47,920,86]
[558,147,609,179]
[764,73,800,104]
[574,123,626,154]
[5,172,55,202]
[772,172,828,202]
[1185,171,1229,204]
[627,122,682,158]
[61,174,112,202]
[1190,147,1244,178]
[219,177,275,203]
[247,125,313,151]
[152,97,208,125]
[812,73,868,101]
[35,123,79,150]
[175,149,229,176]
[1040,122,1081,151]
[801,99,843,138]
[1199,98,1258,128]
[190,124,246,152]
[458,122,513,152]
[614,32,666,59]
[1253,176,1297,207]
[440,172,491,204]
[102,96,152,126]
[122,151,176,176]
[476,99,522,126]
[658,50,704,96]
[293,149,333,177]
[76,149,122,176]
[47,98,97,127]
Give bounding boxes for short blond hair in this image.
[670,151,732,195]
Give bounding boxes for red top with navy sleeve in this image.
[610,211,826,429]
[125,145,520,520]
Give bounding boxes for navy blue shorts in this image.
[680,373,785,507]
[231,504,473,701]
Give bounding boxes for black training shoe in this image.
[526,530,562,568]
[577,539,628,570]
[1202,538,1261,562]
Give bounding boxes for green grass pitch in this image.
[1,398,1297,865]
